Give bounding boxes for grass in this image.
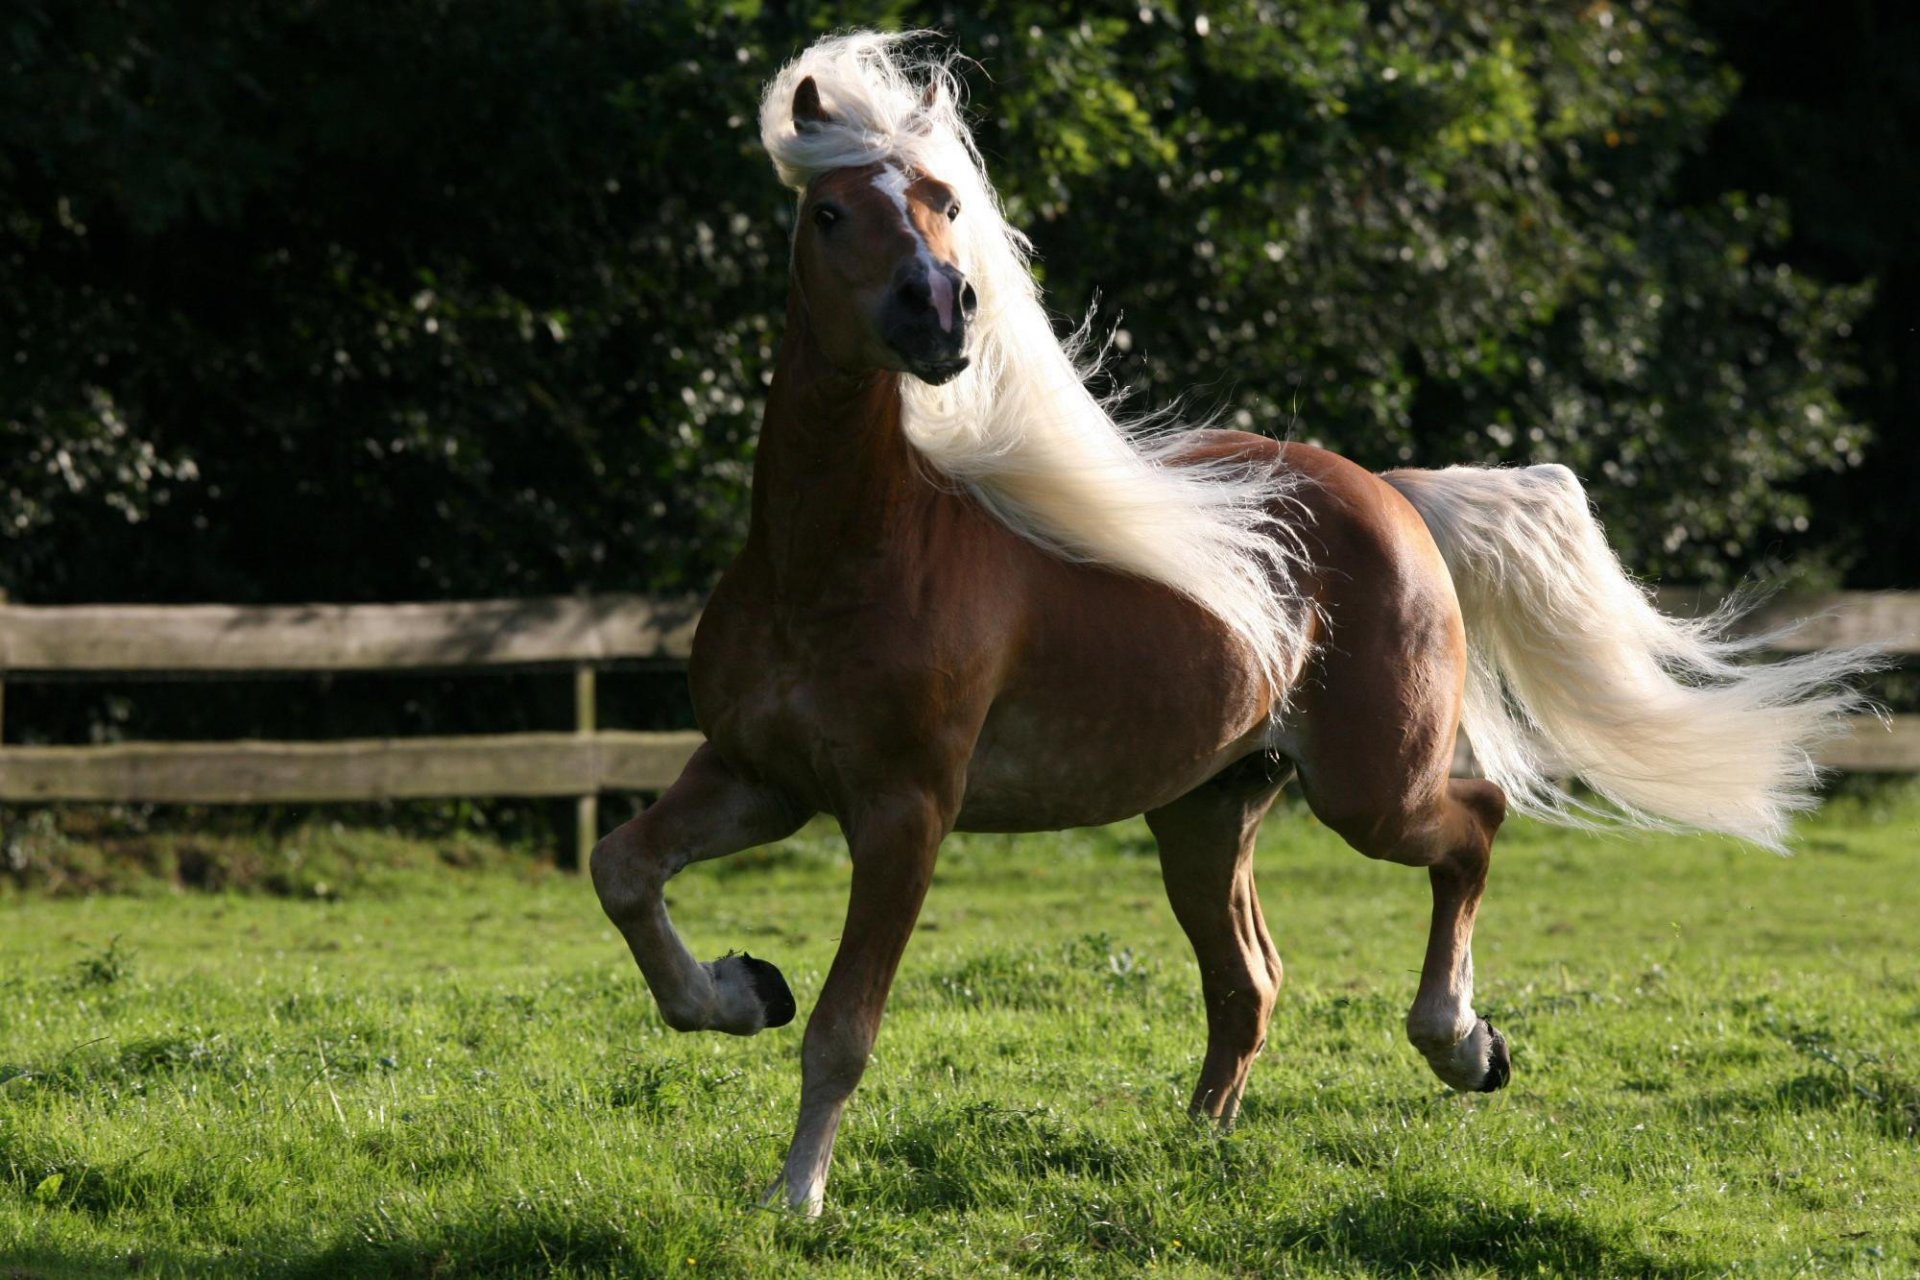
[1,788,1916,1278]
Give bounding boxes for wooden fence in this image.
[1,590,1916,863]
[0,593,707,865]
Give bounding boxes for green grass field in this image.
[2,789,1916,1278]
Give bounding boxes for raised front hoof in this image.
[1475,1023,1512,1092]
[1418,1017,1512,1093]
[738,952,797,1028]
[705,951,796,1035]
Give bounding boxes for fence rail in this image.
[0,592,706,864]
[0,731,706,805]
[2,590,1916,863]
[0,593,700,672]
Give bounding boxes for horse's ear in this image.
[921,79,940,110]
[792,77,830,131]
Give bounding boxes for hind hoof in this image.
[1416,1016,1512,1093]
[1476,1022,1511,1092]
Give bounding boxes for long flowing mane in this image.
[760,32,1316,696]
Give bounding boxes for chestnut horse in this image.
[590,34,1869,1214]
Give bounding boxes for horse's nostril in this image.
[960,282,979,315]
[897,276,932,309]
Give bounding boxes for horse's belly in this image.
[954,696,1267,832]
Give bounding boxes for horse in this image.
[589,33,1871,1215]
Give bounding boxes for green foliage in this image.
[1,802,1918,1275]
[0,0,1882,613]
[2,0,783,602]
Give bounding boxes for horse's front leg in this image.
[767,791,946,1215]
[590,743,810,1035]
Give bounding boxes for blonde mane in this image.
[760,32,1316,697]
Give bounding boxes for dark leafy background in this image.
[2,0,1914,756]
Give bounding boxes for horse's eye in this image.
[945,202,961,222]
[812,204,841,230]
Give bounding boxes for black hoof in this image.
[1477,1022,1512,1092]
[740,952,796,1028]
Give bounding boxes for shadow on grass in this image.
[1690,1069,1920,1142]
[0,1243,200,1280]
[0,1222,666,1280]
[261,1204,741,1280]
[0,1181,1710,1279]
[849,1101,1130,1212]
[1260,1186,1694,1279]
[1685,1018,1920,1141]
[265,1222,640,1280]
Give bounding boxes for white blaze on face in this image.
[874,165,956,333]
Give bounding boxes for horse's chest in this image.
[692,620,822,775]
[690,599,954,800]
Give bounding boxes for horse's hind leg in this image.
[1284,467,1511,1092]
[1294,710,1512,1092]
[590,744,810,1035]
[1147,751,1291,1124]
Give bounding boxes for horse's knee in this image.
[655,994,707,1034]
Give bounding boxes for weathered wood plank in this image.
[0,595,702,674]
[1814,713,1920,772]
[2,714,1908,807]
[0,731,704,803]
[4,590,1913,675]
[1651,588,1920,654]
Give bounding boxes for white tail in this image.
[1383,464,1879,851]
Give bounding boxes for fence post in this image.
[572,661,598,869]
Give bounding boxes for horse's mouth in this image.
[908,356,970,386]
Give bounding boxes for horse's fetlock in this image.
[655,993,710,1033]
[1406,1004,1476,1053]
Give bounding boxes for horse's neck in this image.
[746,312,929,596]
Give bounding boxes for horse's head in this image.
[787,77,979,386]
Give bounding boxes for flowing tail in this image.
[1382,464,1879,851]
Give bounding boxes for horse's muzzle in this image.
[884,259,974,385]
